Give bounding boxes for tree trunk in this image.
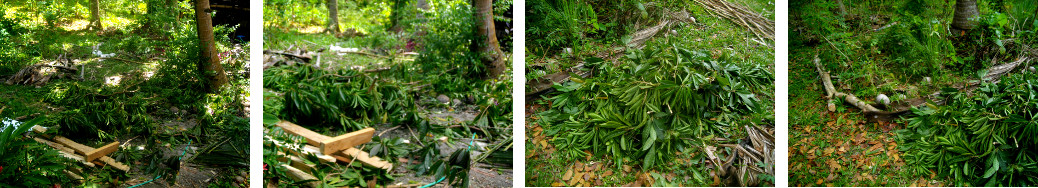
[472,0,506,78]
[326,0,340,34]
[194,0,229,92]
[388,0,407,32]
[89,0,103,30]
[952,0,979,32]
[836,0,847,18]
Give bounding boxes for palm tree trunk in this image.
[952,0,979,31]
[194,0,229,92]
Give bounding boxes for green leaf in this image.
[642,124,656,151]
[263,113,280,125]
[643,146,656,168]
[983,155,999,178]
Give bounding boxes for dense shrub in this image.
[877,14,956,79]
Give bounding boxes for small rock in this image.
[564,48,573,54]
[1030,66,1036,72]
[436,95,450,104]
[452,99,462,105]
[922,77,931,84]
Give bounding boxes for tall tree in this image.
[471,0,506,78]
[952,0,980,33]
[326,0,340,34]
[836,0,847,18]
[194,0,229,92]
[89,0,103,30]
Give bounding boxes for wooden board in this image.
[85,142,119,161]
[281,164,320,188]
[51,136,94,156]
[34,137,76,154]
[277,151,316,173]
[64,170,84,182]
[264,135,336,163]
[275,120,330,146]
[319,128,374,155]
[48,136,128,171]
[275,120,376,154]
[333,148,393,171]
[98,157,130,171]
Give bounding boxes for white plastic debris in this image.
[876,94,890,106]
[329,45,361,53]
[93,43,116,58]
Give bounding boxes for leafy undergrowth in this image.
[262,0,514,187]
[791,0,1038,186]
[1,0,249,187]
[526,0,775,186]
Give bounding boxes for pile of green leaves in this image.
[0,117,74,187]
[897,72,1038,186]
[45,82,157,140]
[536,43,772,170]
[264,65,422,132]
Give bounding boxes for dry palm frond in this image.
[626,9,697,49]
[693,0,774,42]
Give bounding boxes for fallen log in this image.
[813,54,1033,121]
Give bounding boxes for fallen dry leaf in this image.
[563,168,573,181]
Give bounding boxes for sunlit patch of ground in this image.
[296,26,325,34]
[102,16,136,31]
[60,20,91,31]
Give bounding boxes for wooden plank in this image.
[48,136,127,171]
[333,148,393,171]
[281,164,320,188]
[99,157,129,171]
[63,170,84,181]
[34,137,75,154]
[59,150,95,167]
[276,151,315,173]
[51,136,94,156]
[31,125,47,134]
[319,128,374,155]
[275,121,330,146]
[85,142,119,161]
[264,135,336,163]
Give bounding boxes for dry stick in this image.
[813,55,883,113]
